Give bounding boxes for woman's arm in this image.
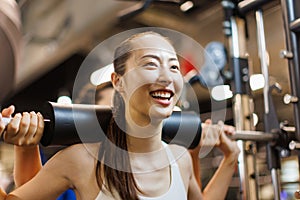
[201,121,240,200]
[189,144,202,189]
[0,106,44,187]
[14,145,42,187]
[189,119,233,189]
[187,152,204,200]
[189,119,239,200]
[0,145,77,200]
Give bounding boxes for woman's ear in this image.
[111,72,124,92]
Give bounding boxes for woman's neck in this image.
[126,121,163,153]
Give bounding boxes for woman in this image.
[0,31,239,200]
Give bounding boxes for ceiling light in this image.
[180,1,194,12]
[57,89,72,104]
[57,95,72,104]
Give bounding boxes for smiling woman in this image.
[0,29,239,200]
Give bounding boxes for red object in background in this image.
[180,55,199,82]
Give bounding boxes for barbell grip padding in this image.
[40,102,202,149]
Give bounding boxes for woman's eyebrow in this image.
[141,54,178,62]
[141,54,160,60]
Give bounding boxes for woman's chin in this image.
[149,107,173,121]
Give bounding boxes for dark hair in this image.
[74,83,96,104]
[96,81,113,92]
[95,81,113,104]
[95,31,172,200]
[75,81,113,104]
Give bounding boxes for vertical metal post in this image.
[280,0,300,141]
[222,1,259,198]
[231,18,258,200]
[255,9,281,200]
[255,10,269,115]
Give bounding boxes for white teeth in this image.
[151,91,172,98]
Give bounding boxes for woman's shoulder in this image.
[63,142,100,156]
[46,143,100,169]
[43,143,101,186]
[167,143,187,153]
[167,144,192,166]
[39,143,102,196]
[166,144,193,182]
[55,142,99,156]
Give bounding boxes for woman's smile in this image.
[150,89,174,106]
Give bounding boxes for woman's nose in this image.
[157,68,172,85]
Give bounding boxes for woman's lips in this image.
[150,90,174,106]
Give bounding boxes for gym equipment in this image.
[279,2,300,198]
[118,0,153,21]
[2,102,202,149]
[254,6,283,200]
[0,0,22,105]
[221,0,259,198]
[222,0,299,199]
[280,0,300,141]
[189,41,228,88]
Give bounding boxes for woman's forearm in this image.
[14,145,42,187]
[189,145,202,189]
[202,154,238,200]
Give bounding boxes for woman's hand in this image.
[0,105,44,146]
[0,105,15,141]
[199,119,240,160]
[216,124,240,163]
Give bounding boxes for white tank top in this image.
[95,142,187,200]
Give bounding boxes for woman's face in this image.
[120,34,184,126]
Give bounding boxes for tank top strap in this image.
[137,141,187,200]
[162,141,176,165]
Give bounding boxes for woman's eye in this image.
[145,62,158,67]
[171,65,179,70]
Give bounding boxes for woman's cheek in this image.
[175,75,184,95]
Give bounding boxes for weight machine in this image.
[280,0,300,197]
[221,0,300,199]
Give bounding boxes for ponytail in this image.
[96,91,139,200]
